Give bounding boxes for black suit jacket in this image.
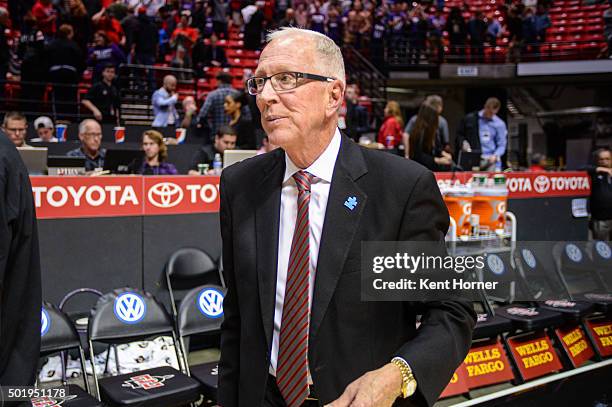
[218,135,475,407]
[454,111,481,154]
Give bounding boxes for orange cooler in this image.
[472,175,508,234]
[445,186,473,237]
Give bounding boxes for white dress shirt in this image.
[269,129,342,377]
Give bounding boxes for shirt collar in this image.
[283,128,341,184]
[479,110,495,121]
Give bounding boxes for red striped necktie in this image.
[277,170,314,407]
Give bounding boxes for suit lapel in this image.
[254,149,285,350]
[310,136,368,343]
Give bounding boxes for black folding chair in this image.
[176,285,226,402]
[166,248,225,320]
[35,302,103,406]
[514,244,594,323]
[586,240,612,292]
[553,242,612,312]
[87,288,202,406]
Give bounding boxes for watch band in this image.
[391,357,417,399]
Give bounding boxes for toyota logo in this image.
[148,182,184,208]
[533,175,550,193]
[114,292,147,324]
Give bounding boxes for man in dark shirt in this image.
[82,64,121,124]
[467,11,487,63]
[188,125,237,174]
[67,119,106,172]
[588,147,612,240]
[0,130,41,387]
[343,85,370,142]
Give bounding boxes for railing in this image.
[385,37,606,67]
[343,45,388,127]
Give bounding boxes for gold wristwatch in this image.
[390,357,417,399]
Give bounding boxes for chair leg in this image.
[78,346,91,394]
[88,340,102,401]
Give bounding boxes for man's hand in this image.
[596,166,612,176]
[488,155,497,164]
[93,109,103,121]
[326,363,402,407]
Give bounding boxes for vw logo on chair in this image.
[486,254,505,275]
[114,292,147,324]
[198,288,224,318]
[595,241,611,260]
[565,244,582,263]
[41,308,51,337]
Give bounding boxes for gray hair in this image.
[266,27,346,86]
[79,119,100,134]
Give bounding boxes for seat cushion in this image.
[497,305,564,331]
[539,300,594,322]
[189,361,219,400]
[473,313,514,340]
[98,366,201,406]
[31,384,103,407]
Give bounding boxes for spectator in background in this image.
[171,45,192,79]
[309,2,326,34]
[132,7,158,88]
[467,11,487,63]
[0,8,9,98]
[2,112,30,148]
[130,130,179,175]
[456,97,507,171]
[326,6,343,45]
[196,2,215,38]
[244,1,266,50]
[528,153,547,171]
[377,100,404,151]
[64,0,91,54]
[31,0,57,39]
[92,7,124,45]
[212,0,228,39]
[256,134,279,154]
[506,6,524,62]
[535,4,551,54]
[587,147,611,240]
[405,102,452,171]
[82,64,121,124]
[407,5,429,64]
[225,90,256,149]
[294,3,308,28]
[46,24,84,120]
[428,9,446,63]
[605,1,612,57]
[370,11,386,70]
[343,84,370,142]
[87,30,126,82]
[196,71,234,140]
[187,125,237,174]
[171,9,199,54]
[67,119,106,171]
[445,7,467,62]
[31,116,58,142]
[192,32,228,76]
[18,20,47,116]
[405,94,450,154]
[278,8,297,28]
[486,14,502,48]
[152,75,179,127]
[180,95,205,142]
[522,7,539,56]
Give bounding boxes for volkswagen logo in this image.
[41,308,51,337]
[198,288,224,318]
[595,241,611,260]
[521,249,537,269]
[148,182,184,208]
[487,254,505,275]
[533,175,550,193]
[565,244,582,263]
[114,292,147,324]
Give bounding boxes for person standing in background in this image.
[404,102,452,171]
[0,128,41,388]
[405,95,450,154]
[225,90,256,149]
[587,147,612,240]
[377,100,404,152]
[152,75,179,128]
[455,97,507,171]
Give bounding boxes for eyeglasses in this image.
[245,71,336,95]
[83,132,102,138]
[4,127,27,134]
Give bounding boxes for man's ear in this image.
[327,81,345,114]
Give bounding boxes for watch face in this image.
[406,379,417,396]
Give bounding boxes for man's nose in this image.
[258,79,279,105]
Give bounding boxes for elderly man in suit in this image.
[218,27,475,407]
